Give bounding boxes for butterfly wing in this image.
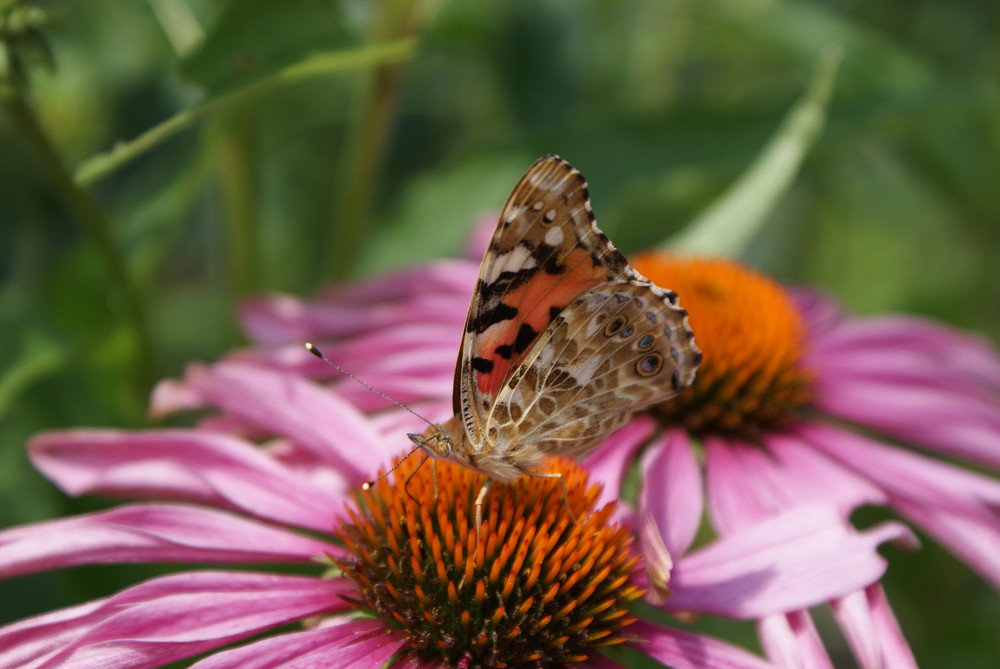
[482,280,698,466]
[455,154,631,447]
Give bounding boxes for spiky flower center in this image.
[335,457,643,668]
[633,253,813,438]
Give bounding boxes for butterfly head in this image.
[407,429,453,459]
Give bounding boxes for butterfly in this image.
[406,154,701,528]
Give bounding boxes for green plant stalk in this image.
[3,94,156,391]
[665,45,843,256]
[74,39,416,187]
[330,1,438,279]
[330,58,408,279]
[215,113,259,298]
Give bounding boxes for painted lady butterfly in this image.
[408,154,701,526]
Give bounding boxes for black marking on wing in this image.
[513,324,537,355]
[472,357,495,373]
[469,301,519,334]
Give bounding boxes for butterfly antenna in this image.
[305,343,436,429]
[360,445,425,490]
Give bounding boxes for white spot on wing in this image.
[573,355,603,384]
[544,226,564,246]
[485,245,535,282]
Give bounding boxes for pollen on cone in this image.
[633,253,813,437]
[334,454,644,667]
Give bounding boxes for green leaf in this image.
[666,45,842,257]
[179,0,356,95]
[0,331,65,421]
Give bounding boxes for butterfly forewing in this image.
[456,155,631,445]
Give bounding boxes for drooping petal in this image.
[189,618,405,669]
[667,506,916,619]
[0,571,352,669]
[29,429,344,532]
[757,611,834,669]
[626,620,774,669]
[0,504,340,578]
[636,498,673,605]
[640,429,703,556]
[830,585,918,669]
[802,422,1000,588]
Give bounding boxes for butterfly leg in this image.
[401,455,431,505]
[474,478,494,554]
[521,470,578,526]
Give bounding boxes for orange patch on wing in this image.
[473,248,606,398]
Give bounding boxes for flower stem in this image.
[3,93,156,391]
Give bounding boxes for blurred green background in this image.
[1,0,998,666]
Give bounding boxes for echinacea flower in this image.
[218,224,1000,666]
[0,360,910,668]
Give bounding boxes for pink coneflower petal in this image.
[580,655,626,669]
[189,619,405,668]
[808,314,1000,389]
[0,571,352,669]
[802,422,1000,587]
[240,263,474,346]
[667,506,915,619]
[757,611,834,669]
[178,362,390,475]
[705,434,887,534]
[864,585,918,668]
[581,416,656,510]
[800,423,1000,512]
[29,430,344,532]
[0,503,339,578]
[895,497,1000,587]
[703,436,780,533]
[831,585,917,669]
[814,376,1000,471]
[637,492,673,605]
[0,599,106,669]
[763,433,887,513]
[640,428,703,557]
[628,620,774,669]
[789,288,844,335]
[317,260,477,306]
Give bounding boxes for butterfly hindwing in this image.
[484,279,699,462]
[456,155,630,446]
